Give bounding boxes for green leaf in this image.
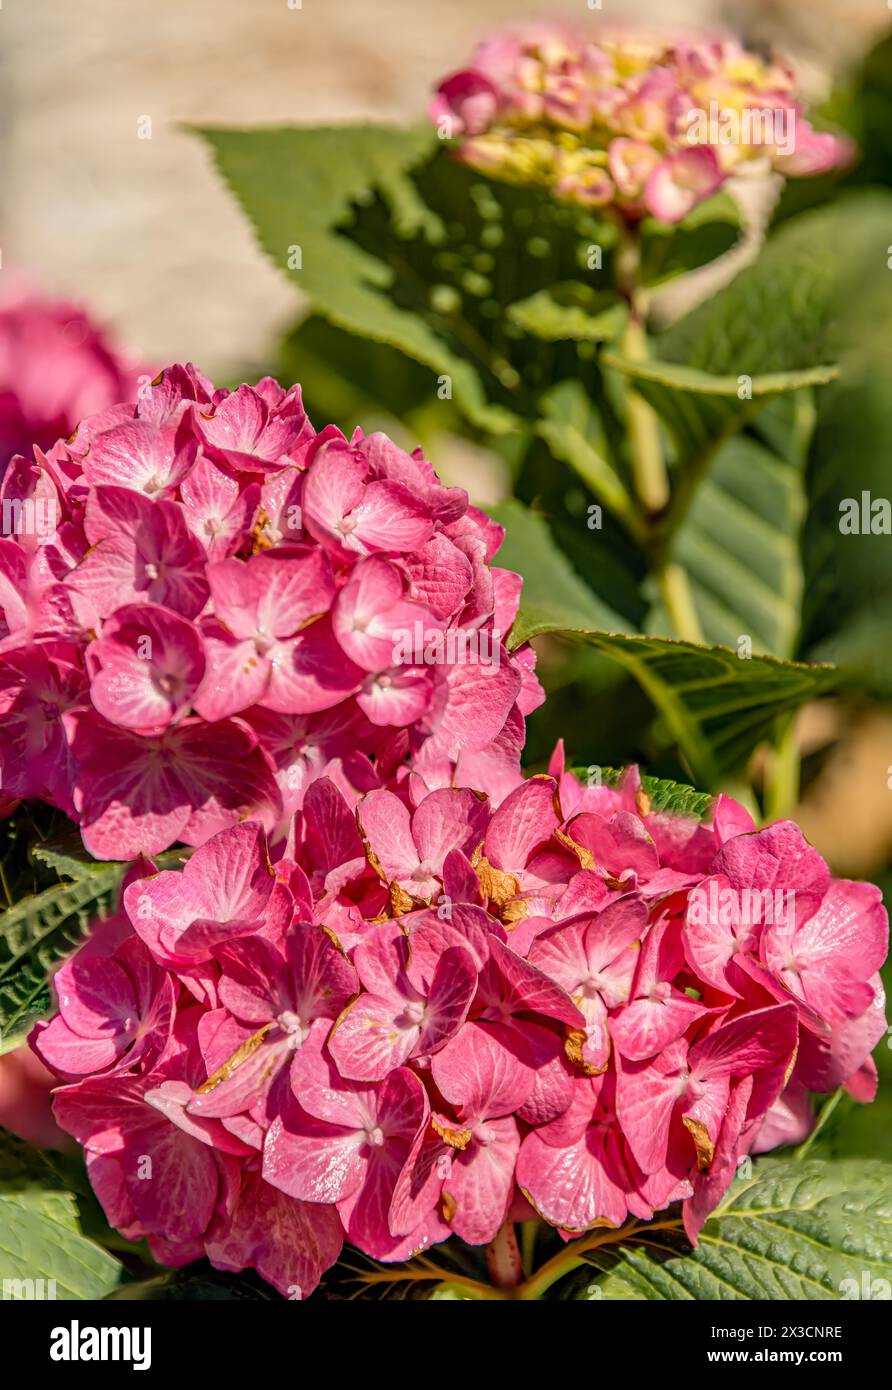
[196,124,515,430]
[492,498,836,783]
[609,770,714,820]
[655,425,809,657]
[602,354,837,519]
[799,266,892,690]
[276,314,442,438]
[490,499,632,643]
[581,1159,892,1300]
[638,190,742,286]
[0,866,121,1050]
[0,1131,126,1300]
[657,191,892,378]
[604,356,839,399]
[195,124,631,434]
[534,381,641,536]
[31,838,120,882]
[524,629,836,786]
[507,284,627,343]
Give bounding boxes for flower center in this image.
[277,1009,309,1047]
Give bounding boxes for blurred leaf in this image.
[495,499,836,783]
[196,123,510,431]
[491,499,632,640]
[657,191,892,378]
[854,29,892,186]
[580,1159,892,1299]
[507,284,627,343]
[638,190,742,286]
[802,366,892,691]
[196,124,631,434]
[534,381,641,535]
[276,314,441,437]
[605,356,838,400]
[655,427,809,657]
[0,1130,126,1300]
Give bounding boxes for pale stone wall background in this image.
[0,0,885,379]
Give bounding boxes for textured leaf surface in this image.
[534,382,641,537]
[0,867,120,1050]
[550,634,837,785]
[582,1160,892,1300]
[507,286,627,343]
[658,421,809,657]
[495,500,836,783]
[657,193,892,375]
[600,769,714,821]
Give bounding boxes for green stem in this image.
[794,1087,845,1162]
[614,223,703,644]
[763,713,801,823]
[515,1218,682,1300]
[621,313,670,516]
[657,561,705,645]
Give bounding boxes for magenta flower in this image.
[33,934,175,1078]
[616,1003,799,1179]
[86,602,206,732]
[34,762,886,1295]
[528,896,647,1070]
[122,822,288,969]
[328,922,476,1080]
[1,365,534,856]
[68,712,282,859]
[187,927,358,1118]
[263,1021,440,1260]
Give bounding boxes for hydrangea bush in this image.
[0,365,539,858]
[1,17,891,1304]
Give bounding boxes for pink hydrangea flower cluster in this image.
[35,754,887,1296]
[0,276,144,479]
[430,24,851,221]
[0,364,540,859]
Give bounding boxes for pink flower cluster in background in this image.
[0,365,540,859]
[430,25,852,220]
[36,759,887,1296]
[0,277,144,480]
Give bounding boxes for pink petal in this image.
[644,146,723,224]
[87,601,205,732]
